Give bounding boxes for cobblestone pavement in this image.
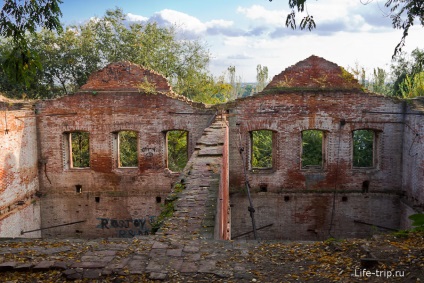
[0,232,423,282]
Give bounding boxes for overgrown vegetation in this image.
[352,130,374,167]
[302,130,323,168]
[70,132,90,168]
[0,8,231,103]
[409,213,424,232]
[350,48,424,98]
[167,130,188,172]
[118,131,138,167]
[252,130,273,169]
[394,213,424,238]
[150,182,185,233]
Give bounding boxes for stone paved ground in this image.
[0,232,423,282]
[156,115,226,241]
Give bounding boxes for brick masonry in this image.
[35,62,215,238]
[0,98,40,238]
[228,56,421,239]
[0,56,422,240]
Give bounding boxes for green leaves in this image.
[0,0,63,89]
[302,130,323,168]
[352,130,374,168]
[386,0,424,56]
[252,130,273,169]
[0,0,63,40]
[284,0,316,31]
[118,131,138,168]
[71,132,90,168]
[409,213,424,231]
[167,131,188,172]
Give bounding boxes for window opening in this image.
[301,130,323,168]
[353,130,374,167]
[118,131,138,167]
[166,130,188,172]
[65,132,90,168]
[251,130,273,169]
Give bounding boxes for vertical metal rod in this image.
[238,126,258,240]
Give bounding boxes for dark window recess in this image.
[259,184,268,192]
[342,196,348,202]
[362,180,370,193]
[75,185,82,193]
[156,196,162,203]
[251,130,273,169]
[284,196,290,202]
[95,196,100,203]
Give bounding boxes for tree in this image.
[268,0,424,56]
[118,131,138,168]
[301,130,323,168]
[227,66,242,100]
[353,130,374,167]
[252,130,273,168]
[0,0,63,87]
[167,130,188,172]
[399,72,424,98]
[391,48,424,97]
[256,64,269,93]
[368,68,392,95]
[0,8,221,101]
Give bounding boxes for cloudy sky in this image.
[60,0,424,82]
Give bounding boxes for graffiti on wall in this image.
[96,216,156,238]
[141,147,156,158]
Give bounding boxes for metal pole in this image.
[21,220,86,234]
[238,126,258,240]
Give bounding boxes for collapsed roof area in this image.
[0,56,423,240]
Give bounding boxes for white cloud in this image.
[147,9,240,38]
[150,9,206,35]
[227,53,253,60]
[205,19,233,29]
[126,13,148,22]
[237,5,286,26]
[223,36,250,47]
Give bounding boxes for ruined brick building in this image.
[1,56,423,240]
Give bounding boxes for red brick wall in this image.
[217,116,230,240]
[37,91,215,238]
[400,98,424,228]
[0,100,41,238]
[228,91,406,239]
[231,193,401,240]
[229,91,404,192]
